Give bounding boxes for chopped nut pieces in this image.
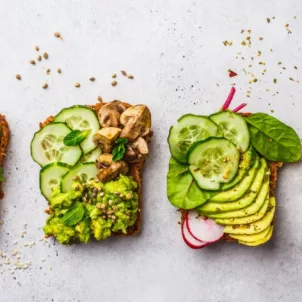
[16,74,21,80]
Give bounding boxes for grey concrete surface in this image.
[1,1,302,301]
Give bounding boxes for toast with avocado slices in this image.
[167,88,301,248]
[0,114,10,199]
[31,101,152,244]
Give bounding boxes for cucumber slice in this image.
[61,163,98,193]
[54,105,100,154]
[40,163,70,201]
[168,114,220,164]
[79,148,102,163]
[31,123,83,167]
[210,111,250,152]
[188,138,240,190]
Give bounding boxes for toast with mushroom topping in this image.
[0,114,10,199]
[32,100,152,244]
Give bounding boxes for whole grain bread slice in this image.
[0,114,10,199]
[41,101,148,237]
[180,112,283,243]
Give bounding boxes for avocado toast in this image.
[31,101,151,244]
[167,88,301,248]
[0,114,10,199]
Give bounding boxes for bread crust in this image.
[180,112,283,243]
[41,102,148,237]
[0,114,10,199]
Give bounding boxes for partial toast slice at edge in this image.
[41,101,147,237]
[0,114,10,199]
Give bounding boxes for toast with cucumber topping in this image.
[31,101,152,244]
[167,88,301,248]
[0,114,10,199]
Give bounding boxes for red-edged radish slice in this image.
[182,217,208,249]
[186,210,224,243]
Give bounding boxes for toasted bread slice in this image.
[180,113,283,244]
[41,101,149,237]
[0,114,10,199]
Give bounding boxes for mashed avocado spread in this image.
[43,175,138,244]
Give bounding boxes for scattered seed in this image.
[57,68,62,74]
[29,60,36,65]
[121,70,127,76]
[89,77,95,82]
[111,80,117,86]
[112,73,117,78]
[97,96,103,103]
[267,18,271,23]
[46,68,51,74]
[37,55,42,61]
[35,45,39,51]
[42,83,48,89]
[127,74,134,79]
[259,37,264,40]
[75,82,80,88]
[289,77,294,81]
[43,52,49,59]
[273,78,277,84]
[241,30,244,34]
[253,78,258,82]
[54,32,61,38]
[294,66,298,70]
[16,74,21,80]
[270,48,273,52]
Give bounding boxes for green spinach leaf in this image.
[63,130,90,146]
[167,157,216,209]
[246,113,301,162]
[112,138,128,161]
[61,203,85,226]
[0,167,5,182]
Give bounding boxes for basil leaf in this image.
[63,130,90,146]
[61,203,85,226]
[0,167,6,182]
[112,138,128,161]
[167,157,216,209]
[246,113,301,162]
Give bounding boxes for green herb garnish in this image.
[63,130,90,146]
[0,167,6,182]
[112,138,128,161]
[61,203,85,226]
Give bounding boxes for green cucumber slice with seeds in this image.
[54,105,100,154]
[188,138,240,190]
[61,163,98,193]
[31,123,83,167]
[210,111,250,152]
[168,114,221,164]
[79,148,102,163]
[40,163,70,201]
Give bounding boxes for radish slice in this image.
[233,102,247,113]
[182,217,208,249]
[186,210,224,243]
[222,87,236,110]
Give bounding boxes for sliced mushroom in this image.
[131,137,149,157]
[93,127,121,153]
[96,154,129,183]
[119,105,151,141]
[124,144,137,162]
[98,101,127,127]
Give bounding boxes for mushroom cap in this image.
[120,105,151,141]
[98,101,127,128]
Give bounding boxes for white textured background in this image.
[1,1,302,301]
